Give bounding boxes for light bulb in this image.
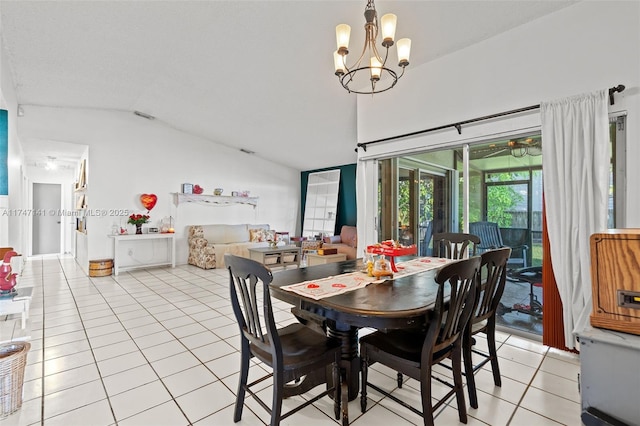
[370,57,382,81]
[380,14,397,47]
[335,24,351,55]
[333,51,345,76]
[397,38,411,67]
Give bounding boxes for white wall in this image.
[357,1,640,225]
[16,106,300,269]
[0,37,27,254]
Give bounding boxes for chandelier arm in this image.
[340,54,349,73]
[369,41,386,65]
[345,20,372,72]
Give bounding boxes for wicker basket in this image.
[0,342,30,418]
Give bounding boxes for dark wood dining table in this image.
[270,258,443,400]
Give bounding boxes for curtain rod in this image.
[356,84,626,151]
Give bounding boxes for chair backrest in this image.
[425,256,481,355]
[226,254,281,362]
[469,222,504,251]
[420,222,434,256]
[473,247,511,325]
[432,232,480,259]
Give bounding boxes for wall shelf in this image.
[171,193,258,208]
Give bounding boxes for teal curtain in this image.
[301,164,357,235]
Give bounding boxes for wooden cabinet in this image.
[590,229,640,335]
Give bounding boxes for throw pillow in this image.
[249,228,267,242]
[265,230,276,241]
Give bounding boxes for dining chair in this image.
[359,256,481,425]
[432,232,480,259]
[463,247,511,409]
[225,254,347,426]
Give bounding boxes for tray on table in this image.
[366,244,417,272]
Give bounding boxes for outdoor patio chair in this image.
[469,221,528,268]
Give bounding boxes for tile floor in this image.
[1,256,582,425]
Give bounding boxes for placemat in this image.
[281,257,454,300]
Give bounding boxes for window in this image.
[609,115,626,228]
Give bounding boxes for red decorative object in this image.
[3,251,17,264]
[366,243,417,272]
[1,251,19,292]
[140,193,157,212]
[193,184,204,194]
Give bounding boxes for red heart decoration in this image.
[307,283,319,289]
[140,194,157,211]
[331,283,346,288]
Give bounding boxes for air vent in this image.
[133,111,155,120]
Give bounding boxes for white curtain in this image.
[541,90,609,349]
[356,159,378,258]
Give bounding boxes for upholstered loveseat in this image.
[188,224,274,269]
[322,225,358,260]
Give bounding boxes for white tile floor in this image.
[1,256,583,425]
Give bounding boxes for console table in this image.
[248,246,301,268]
[110,234,175,275]
[0,287,33,329]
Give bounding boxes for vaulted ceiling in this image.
[1,1,576,171]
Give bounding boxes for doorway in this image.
[33,183,61,255]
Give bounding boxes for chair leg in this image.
[451,345,468,424]
[420,364,435,426]
[397,372,403,388]
[271,368,284,426]
[342,380,349,426]
[486,321,502,387]
[360,353,368,413]
[234,342,250,422]
[333,359,341,420]
[463,331,479,409]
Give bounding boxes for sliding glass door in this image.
[378,156,454,255]
[378,134,544,336]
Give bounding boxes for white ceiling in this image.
[1,0,576,171]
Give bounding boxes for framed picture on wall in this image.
[182,183,193,194]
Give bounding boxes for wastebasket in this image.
[0,342,30,418]
[89,259,113,277]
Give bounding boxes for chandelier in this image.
[333,0,412,95]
